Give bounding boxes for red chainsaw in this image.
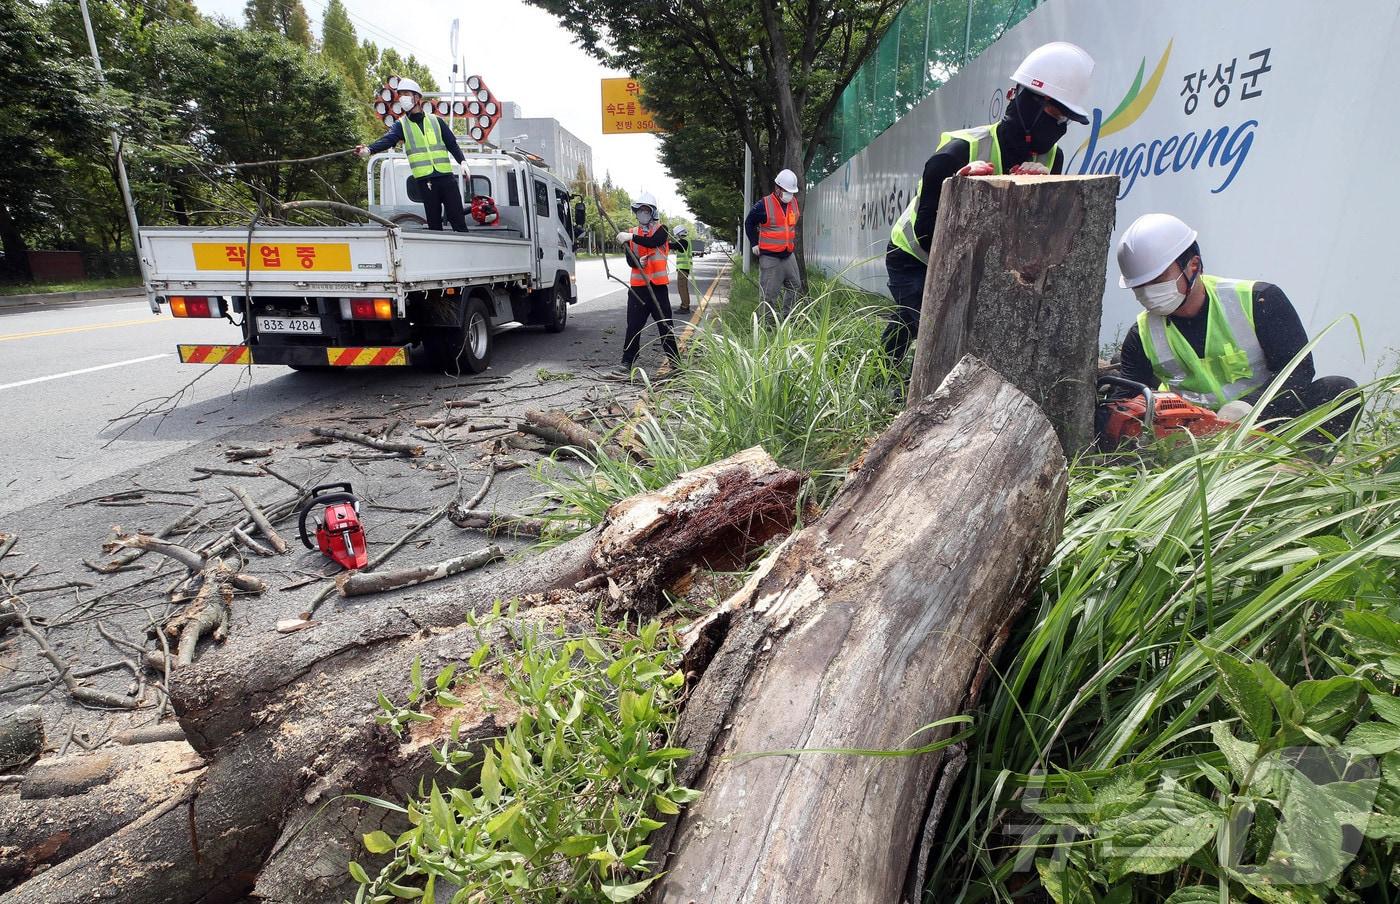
[297,482,368,570]
[1096,376,1231,452]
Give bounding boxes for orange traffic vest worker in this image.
[744,168,803,320]
[611,192,679,379]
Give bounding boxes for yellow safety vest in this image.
[1138,275,1272,409]
[401,114,455,179]
[889,124,1060,265]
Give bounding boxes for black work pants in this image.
[882,251,927,364]
[1259,375,1362,442]
[622,282,679,368]
[420,174,468,232]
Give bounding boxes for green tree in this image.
[157,22,361,203]
[0,0,115,278]
[245,0,312,47]
[319,0,382,136]
[363,43,439,93]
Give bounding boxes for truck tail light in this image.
[340,298,394,320]
[170,296,220,318]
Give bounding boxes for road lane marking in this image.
[0,317,159,343]
[0,354,170,391]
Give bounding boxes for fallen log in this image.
[523,408,605,449]
[310,426,424,456]
[0,451,804,903]
[0,741,201,891]
[223,447,273,462]
[0,706,43,773]
[908,174,1118,455]
[654,357,1068,903]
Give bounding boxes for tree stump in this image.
[908,174,1119,456]
[655,356,1068,903]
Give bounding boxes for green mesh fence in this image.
[809,0,1037,182]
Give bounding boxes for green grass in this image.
[538,265,902,525]
[929,380,1400,903]
[0,275,142,296]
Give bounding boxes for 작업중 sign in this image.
[601,78,662,134]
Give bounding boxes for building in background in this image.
[495,103,594,185]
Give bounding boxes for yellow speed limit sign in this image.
[601,78,663,134]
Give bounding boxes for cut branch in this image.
[336,546,505,597]
[228,485,288,554]
[310,426,424,457]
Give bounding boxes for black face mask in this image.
[1005,88,1068,155]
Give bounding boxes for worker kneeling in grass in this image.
[1114,213,1360,442]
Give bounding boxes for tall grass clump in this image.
[929,378,1400,903]
[544,264,901,523]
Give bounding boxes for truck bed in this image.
[140,225,533,301]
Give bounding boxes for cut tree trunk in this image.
[0,450,805,904]
[654,356,1068,904]
[907,174,1119,456]
[0,706,43,773]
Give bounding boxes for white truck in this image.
[139,148,583,373]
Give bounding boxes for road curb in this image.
[0,287,146,307]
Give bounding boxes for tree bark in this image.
[908,174,1119,456]
[654,356,1068,904]
[0,707,43,773]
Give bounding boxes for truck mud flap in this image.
[177,345,409,366]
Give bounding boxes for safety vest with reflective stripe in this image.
[627,223,669,286]
[674,236,692,271]
[401,114,455,179]
[889,124,1061,265]
[1138,275,1272,409]
[757,194,799,253]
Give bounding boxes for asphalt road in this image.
[0,256,726,516]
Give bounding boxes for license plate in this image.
[257,316,321,334]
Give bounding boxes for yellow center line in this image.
[0,317,160,343]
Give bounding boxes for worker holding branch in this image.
[355,78,469,233]
[883,42,1095,364]
[1114,213,1360,442]
[611,192,679,380]
[744,169,802,321]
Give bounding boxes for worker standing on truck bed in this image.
[1114,213,1360,442]
[355,78,469,233]
[744,169,802,321]
[883,42,1095,365]
[673,225,694,315]
[612,191,679,380]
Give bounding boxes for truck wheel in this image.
[428,296,493,374]
[544,280,569,333]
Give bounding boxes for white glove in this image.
[1009,161,1050,176]
[750,245,761,257]
[354,145,370,158]
[1216,400,1254,423]
[615,231,631,244]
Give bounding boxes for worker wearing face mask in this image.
[610,192,679,380]
[743,169,802,321]
[1114,213,1360,441]
[355,78,469,232]
[883,42,1095,365]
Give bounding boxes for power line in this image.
[308,0,450,71]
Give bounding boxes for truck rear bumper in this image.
[177,344,409,367]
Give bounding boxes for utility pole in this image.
[741,52,754,276]
[77,0,148,297]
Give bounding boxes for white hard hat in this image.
[631,190,658,211]
[1011,42,1094,124]
[1117,213,1198,288]
[674,225,688,237]
[775,169,800,193]
[396,78,423,96]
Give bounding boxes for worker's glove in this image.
[1009,161,1050,176]
[1216,400,1254,423]
[614,231,631,244]
[957,160,996,177]
[354,145,370,158]
[750,245,761,257]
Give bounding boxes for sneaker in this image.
[677,305,692,315]
[602,365,635,382]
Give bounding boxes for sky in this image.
[191,0,691,218]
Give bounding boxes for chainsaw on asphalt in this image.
[1095,375,1231,452]
[297,482,368,570]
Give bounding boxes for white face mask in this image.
[1133,277,1186,316]
[779,190,794,203]
[636,210,653,225]
[399,95,418,111]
